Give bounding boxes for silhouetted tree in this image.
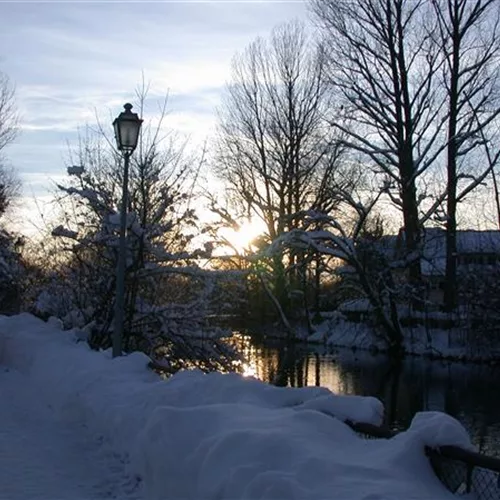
[430,0,500,311]
[311,0,445,293]
[216,21,349,318]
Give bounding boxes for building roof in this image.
[420,228,500,276]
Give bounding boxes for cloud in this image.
[0,0,308,232]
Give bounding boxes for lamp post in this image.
[112,103,143,358]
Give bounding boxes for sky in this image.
[0,0,309,235]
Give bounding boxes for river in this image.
[233,334,500,457]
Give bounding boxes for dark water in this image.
[234,335,500,456]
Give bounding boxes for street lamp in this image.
[112,103,143,357]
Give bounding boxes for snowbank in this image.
[0,313,464,500]
[309,312,500,361]
[408,411,474,451]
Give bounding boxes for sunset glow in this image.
[219,219,266,253]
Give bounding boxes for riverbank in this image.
[309,313,500,363]
[243,311,500,363]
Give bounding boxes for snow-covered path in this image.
[0,315,469,500]
[0,367,143,500]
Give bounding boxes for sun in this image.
[219,219,266,253]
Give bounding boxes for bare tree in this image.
[215,21,349,314]
[311,0,446,291]
[430,0,500,311]
[0,72,17,153]
[0,165,21,216]
[485,126,500,229]
[0,72,19,217]
[0,71,22,314]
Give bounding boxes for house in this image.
[418,228,500,303]
[346,227,500,303]
[335,227,500,319]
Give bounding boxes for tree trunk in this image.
[443,7,460,313]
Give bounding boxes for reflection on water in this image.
[233,334,500,456]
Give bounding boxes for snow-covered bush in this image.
[268,202,411,353]
[30,89,240,372]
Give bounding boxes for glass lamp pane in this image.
[120,121,137,149]
[113,121,121,150]
[113,104,142,153]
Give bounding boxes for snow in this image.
[0,313,467,500]
[0,367,142,500]
[408,411,475,451]
[339,298,373,313]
